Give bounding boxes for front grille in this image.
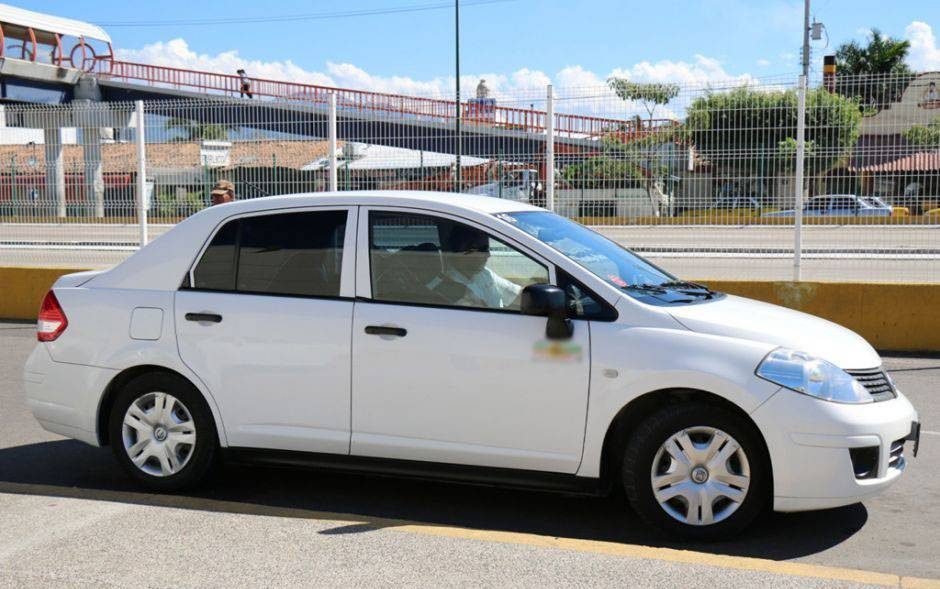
[888,438,905,470]
[846,368,897,402]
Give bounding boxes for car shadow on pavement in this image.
[0,439,867,559]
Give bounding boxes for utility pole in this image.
[328,92,338,192]
[546,84,554,212]
[454,0,462,192]
[793,0,810,281]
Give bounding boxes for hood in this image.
[668,294,880,370]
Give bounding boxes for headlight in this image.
[756,348,873,404]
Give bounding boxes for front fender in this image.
[577,325,780,477]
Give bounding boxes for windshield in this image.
[497,211,708,297]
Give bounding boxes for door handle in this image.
[185,312,223,323]
[365,325,407,337]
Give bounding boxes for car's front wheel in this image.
[622,402,770,540]
[108,372,217,491]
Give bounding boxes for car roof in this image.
[210,191,540,216]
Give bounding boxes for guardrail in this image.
[92,60,671,138]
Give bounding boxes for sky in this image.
[16,0,940,101]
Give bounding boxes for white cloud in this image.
[612,54,757,87]
[905,21,940,71]
[117,39,336,87]
[757,58,771,67]
[117,38,761,119]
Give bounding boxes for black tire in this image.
[108,372,218,491]
[622,401,770,541]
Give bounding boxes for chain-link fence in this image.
[1,71,938,282]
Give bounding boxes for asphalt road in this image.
[0,322,938,588]
[2,223,939,282]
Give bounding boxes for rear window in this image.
[191,210,347,297]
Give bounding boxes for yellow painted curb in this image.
[2,481,938,587]
[396,523,940,588]
[1,267,937,352]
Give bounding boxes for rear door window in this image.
[805,197,829,212]
[191,210,348,297]
[831,197,859,212]
[192,220,238,291]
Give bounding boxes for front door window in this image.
[369,211,548,311]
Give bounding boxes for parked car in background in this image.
[23,191,919,541]
[465,169,545,206]
[708,194,764,211]
[677,194,769,221]
[763,194,894,218]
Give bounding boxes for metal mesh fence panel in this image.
[0,71,937,282]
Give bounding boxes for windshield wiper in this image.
[622,283,668,293]
[658,280,715,297]
[659,280,711,290]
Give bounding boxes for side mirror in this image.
[521,283,573,340]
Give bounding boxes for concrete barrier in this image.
[1,267,936,352]
[698,280,939,353]
[0,267,88,321]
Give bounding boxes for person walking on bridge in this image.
[237,69,253,99]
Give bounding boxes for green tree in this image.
[562,155,644,190]
[606,79,680,215]
[835,29,913,109]
[903,118,940,146]
[686,86,862,181]
[165,118,232,142]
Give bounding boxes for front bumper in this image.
[750,387,919,512]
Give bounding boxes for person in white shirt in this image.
[438,224,521,309]
[924,82,939,102]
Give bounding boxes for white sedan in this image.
[23,191,919,540]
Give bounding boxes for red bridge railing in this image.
[94,60,673,139]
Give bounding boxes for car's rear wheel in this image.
[622,402,770,540]
[108,372,217,491]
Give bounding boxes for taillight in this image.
[37,290,68,342]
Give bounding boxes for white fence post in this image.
[135,100,149,247]
[546,84,555,212]
[793,74,806,282]
[328,92,338,192]
[43,128,66,218]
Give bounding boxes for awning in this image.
[0,3,111,43]
[849,151,940,173]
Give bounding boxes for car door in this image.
[176,206,357,455]
[804,196,829,217]
[350,208,591,474]
[830,196,859,216]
